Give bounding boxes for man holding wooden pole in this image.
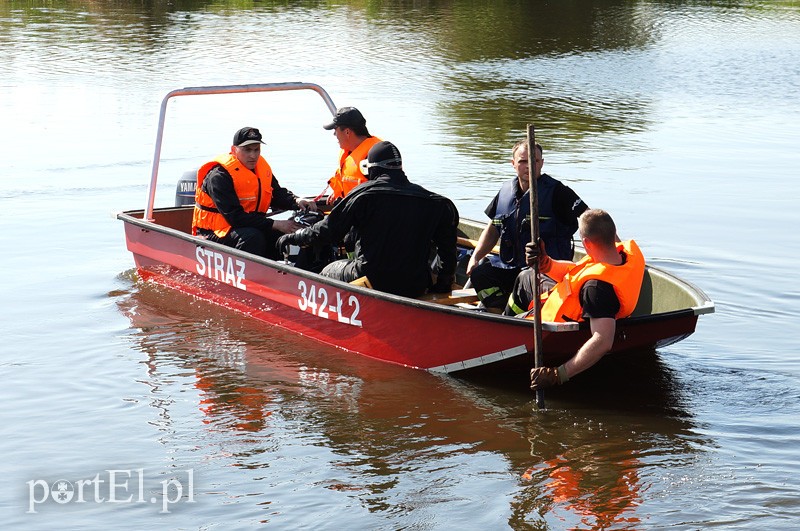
[517,208,646,391]
[466,138,589,311]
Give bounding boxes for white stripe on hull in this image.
[427,344,529,374]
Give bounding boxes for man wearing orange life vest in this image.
[192,127,316,259]
[504,209,645,390]
[322,107,382,205]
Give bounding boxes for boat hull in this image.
[119,207,710,374]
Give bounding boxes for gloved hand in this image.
[525,240,551,273]
[276,233,297,256]
[530,365,568,391]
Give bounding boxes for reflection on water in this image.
[116,278,703,527]
[432,2,660,159]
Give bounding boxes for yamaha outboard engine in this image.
[175,169,197,206]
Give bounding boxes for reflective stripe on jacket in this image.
[537,239,645,322]
[192,154,274,237]
[327,136,382,200]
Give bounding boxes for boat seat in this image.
[418,287,479,306]
[349,276,373,289]
[456,236,500,255]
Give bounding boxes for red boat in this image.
[118,83,714,375]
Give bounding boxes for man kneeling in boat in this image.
[192,126,317,259]
[504,209,645,391]
[276,141,459,298]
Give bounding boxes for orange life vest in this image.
[192,153,274,237]
[534,240,645,322]
[327,136,382,200]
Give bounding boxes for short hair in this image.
[512,138,543,159]
[348,123,371,137]
[579,209,617,247]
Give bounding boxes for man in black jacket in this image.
[277,141,459,298]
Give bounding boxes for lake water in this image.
[2,1,799,529]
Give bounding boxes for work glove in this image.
[525,240,551,273]
[530,365,569,392]
[276,233,297,256]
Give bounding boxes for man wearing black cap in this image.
[276,141,459,298]
[192,126,316,259]
[322,107,382,205]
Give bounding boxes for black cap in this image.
[367,141,402,167]
[323,107,366,130]
[362,141,403,180]
[233,127,265,147]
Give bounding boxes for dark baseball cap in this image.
[233,127,265,147]
[360,141,403,178]
[322,107,366,130]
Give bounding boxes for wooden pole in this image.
[527,125,545,409]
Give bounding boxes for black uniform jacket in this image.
[293,171,459,297]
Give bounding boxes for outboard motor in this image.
[175,169,198,207]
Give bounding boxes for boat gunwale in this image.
[638,264,715,317]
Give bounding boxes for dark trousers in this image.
[203,227,281,260]
[469,260,521,309]
[320,259,362,283]
[504,269,557,316]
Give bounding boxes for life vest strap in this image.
[196,204,220,213]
